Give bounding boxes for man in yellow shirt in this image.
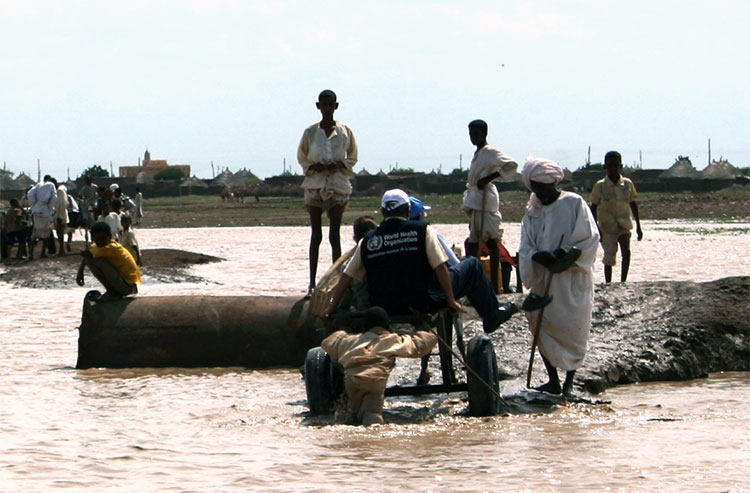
[590,151,643,282]
[76,221,141,302]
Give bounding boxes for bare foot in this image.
[95,292,123,303]
[533,381,562,395]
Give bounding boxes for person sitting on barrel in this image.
[76,221,141,303]
[321,306,437,426]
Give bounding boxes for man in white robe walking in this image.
[518,157,599,395]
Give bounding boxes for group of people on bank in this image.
[299,89,643,425]
[3,175,144,303]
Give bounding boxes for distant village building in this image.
[698,159,740,191]
[118,150,191,179]
[660,156,699,192]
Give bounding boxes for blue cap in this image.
[409,197,431,220]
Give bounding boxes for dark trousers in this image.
[430,257,499,321]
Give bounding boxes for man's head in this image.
[121,214,132,230]
[409,196,431,221]
[316,89,339,117]
[521,157,564,205]
[381,189,411,218]
[90,221,112,247]
[468,119,488,147]
[43,174,52,183]
[84,175,92,185]
[353,216,378,242]
[111,198,122,212]
[364,306,390,331]
[10,199,19,207]
[604,150,623,182]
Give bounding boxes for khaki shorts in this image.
[601,231,631,266]
[95,258,138,296]
[468,209,502,243]
[304,188,349,212]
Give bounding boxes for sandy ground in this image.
[0,240,222,289]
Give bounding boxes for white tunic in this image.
[297,122,358,196]
[462,145,517,213]
[519,191,599,370]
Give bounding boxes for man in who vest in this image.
[322,189,546,332]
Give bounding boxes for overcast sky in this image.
[1,0,747,180]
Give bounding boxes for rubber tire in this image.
[466,335,501,416]
[304,347,344,415]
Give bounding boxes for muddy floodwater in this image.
[1,220,749,492]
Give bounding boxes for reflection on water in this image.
[0,223,748,491]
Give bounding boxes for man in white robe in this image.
[462,119,518,293]
[519,157,599,395]
[27,175,57,259]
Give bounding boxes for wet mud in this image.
[487,276,749,394]
[0,244,222,288]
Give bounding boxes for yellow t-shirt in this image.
[590,176,637,234]
[90,241,142,285]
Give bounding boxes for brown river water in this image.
[1,220,749,492]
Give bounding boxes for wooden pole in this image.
[526,234,564,388]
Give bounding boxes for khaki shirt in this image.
[590,176,637,234]
[322,327,437,382]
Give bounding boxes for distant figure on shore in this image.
[519,157,599,396]
[120,214,141,266]
[27,175,57,260]
[96,199,123,241]
[133,187,143,225]
[590,151,643,282]
[76,222,141,303]
[4,199,28,260]
[65,190,81,252]
[321,306,437,426]
[113,186,135,214]
[52,179,69,257]
[78,175,99,240]
[297,89,358,299]
[462,119,518,294]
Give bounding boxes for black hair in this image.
[468,119,488,133]
[318,89,337,102]
[10,199,19,206]
[90,221,112,236]
[381,203,410,219]
[111,198,122,209]
[605,151,622,166]
[43,174,52,182]
[353,216,378,242]
[364,306,390,330]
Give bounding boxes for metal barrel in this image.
[76,293,323,369]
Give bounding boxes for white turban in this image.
[521,156,565,191]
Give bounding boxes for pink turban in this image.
[521,156,565,191]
